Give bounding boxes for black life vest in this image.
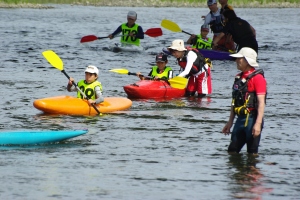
[177,48,206,76]
[209,11,224,34]
[232,69,264,110]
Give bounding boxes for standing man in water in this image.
[203,0,235,51]
[213,10,258,53]
[222,47,266,154]
[108,11,144,46]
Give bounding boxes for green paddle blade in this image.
[109,68,129,75]
[168,76,188,89]
[42,50,64,71]
[161,19,182,32]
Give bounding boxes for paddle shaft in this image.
[127,72,153,79]
[128,72,137,76]
[182,30,192,36]
[62,70,101,115]
[97,36,109,39]
[81,28,162,43]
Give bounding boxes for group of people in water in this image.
[67,0,266,155]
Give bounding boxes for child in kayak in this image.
[186,25,212,50]
[108,11,144,46]
[137,53,173,81]
[67,65,104,105]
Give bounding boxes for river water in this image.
[0,5,299,200]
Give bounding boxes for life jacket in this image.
[77,80,103,100]
[121,23,140,46]
[231,69,265,126]
[209,11,224,34]
[151,66,172,79]
[177,47,206,76]
[192,35,212,50]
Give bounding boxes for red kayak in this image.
[123,80,185,99]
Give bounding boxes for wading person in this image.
[212,9,258,53]
[203,0,235,51]
[168,39,212,98]
[222,47,267,154]
[67,65,104,105]
[108,11,144,46]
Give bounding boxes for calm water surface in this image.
[0,6,299,200]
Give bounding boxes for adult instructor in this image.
[222,47,266,154]
[168,39,212,98]
[213,9,258,53]
[203,0,235,51]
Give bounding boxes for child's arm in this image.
[67,77,77,92]
[94,86,104,104]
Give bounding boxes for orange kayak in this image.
[33,96,132,115]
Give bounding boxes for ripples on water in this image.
[0,6,299,199]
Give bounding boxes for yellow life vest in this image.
[151,66,172,79]
[192,35,212,50]
[121,23,140,46]
[77,80,102,100]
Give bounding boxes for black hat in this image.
[156,53,168,62]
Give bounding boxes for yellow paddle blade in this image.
[161,19,182,33]
[42,50,64,71]
[168,76,188,89]
[109,68,129,75]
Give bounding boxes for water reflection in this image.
[227,154,273,199]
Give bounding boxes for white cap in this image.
[168,39,187,51]
[230,47,259,67]
[85,65,99,75]
[127,11,137,19]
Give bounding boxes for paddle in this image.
[80,27,163,43]
[42,50,102,115]
[161,19,192,36]
[109,68,188,89]
[109,68,138,76]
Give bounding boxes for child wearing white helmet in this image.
[67,65,104,105]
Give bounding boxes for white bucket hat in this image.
[168,39,187,51]
[230,47,259,67]
[85,65,99,75]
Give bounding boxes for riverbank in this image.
[0,0,299,8]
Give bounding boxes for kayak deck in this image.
[0,129,88,145]
[33,96,132,115]
[123,80,185,99]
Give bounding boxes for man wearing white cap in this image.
[67,65,104,105]
[108,11,144,46]
[168,39,212,97]
[222,47,267,154]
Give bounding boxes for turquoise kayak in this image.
[0,129,88,145]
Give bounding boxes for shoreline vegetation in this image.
[0,0,299,8]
